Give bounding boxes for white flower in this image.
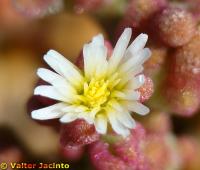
[31,28,151,137]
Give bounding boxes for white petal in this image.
[126,74,145,90]
[123,33,148,62]
[95,56,108,79]
[107,108,130,137]
[90,107,101,118]
[117,111,136,129]
[109,100,136,129]
[83,43,108,79]
[130,65,144,76]
[107,73,121,89]
[37,68,77,93]
[31,103,66,120]
[94,114,107,134]
[119,48,151,74]
[113,90,140,100]
[94,46,108,78]
[62,104,89,114]
[60,113,78,123]
[34,85,74,103]
[108,100,136,129]
[83,34,106,78]
[44,50,83,89]
[126,101,150,115]
[128,33,148,52]
[108,28,132,75]
[37,68,62,85]
[92,34,104,46]
[61,105,77,112]
[77,112,94,124]
[116,66,144,89]
[124,91,140,101]
[83,44,94,79]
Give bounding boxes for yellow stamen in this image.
[81,78,111,108]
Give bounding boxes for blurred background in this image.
[1,0,200,170]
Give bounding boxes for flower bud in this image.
[60,119,99,147]
[60,144,85,161]
[138,75,154,103]
[156,7,196,47]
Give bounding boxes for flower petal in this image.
[119,48,151,74]
[126,74,145,90]
[83,43,108,79]
[108,28,132,75]
[123,33,148,62]
[44,50,83,89]
[83,34,106,79]
[94,46,108,78]
[62,105,89,113]
[107,108,130,137]
[77,112,94,124]
[60,113,78,123]
[31,103,66,120]
[113,90,140,100]
[109,100,136,129]
[37,68,77,93]
[116,66,144,89]
[126,101,150,115]
[92,34,104,46]
[34,85,74,103]
[83,44,94,79]
[94,114,107,134]
[117,111,136,129]
[95,55,108,79]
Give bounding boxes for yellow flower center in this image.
[82,78,111,108]
[75,73,121,111]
